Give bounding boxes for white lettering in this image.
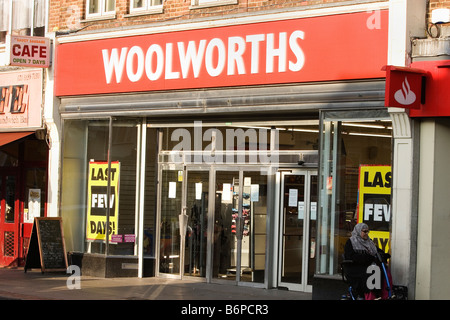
[102,30,306,84]
[165,43,180,79]
[289,30,305,72]
[178,40,206,79]
[227,36,246,75]
[127,46,144,82]
[266,32,287,73]
[145,44,164,81]
[246,34,265,74]
[102,47,128,84]
[205,38,226,77]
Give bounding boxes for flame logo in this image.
[394,76,416,105]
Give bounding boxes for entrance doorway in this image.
[157,166,268,287]
[277,170,317,292]
[212,169,267,286]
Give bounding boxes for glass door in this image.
[278,170,317,292]
[212,169,267,286]
[158,168,183,276]
[158,167,210,279]
[158,166,268,285]
[183,169,209,278]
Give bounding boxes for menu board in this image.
[25,217,68,273]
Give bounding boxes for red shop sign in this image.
[55,10,388,96]
[383,65,428,110]
[409,60,450,117]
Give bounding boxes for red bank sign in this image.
[55,10,388,96]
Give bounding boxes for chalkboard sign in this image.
[25,217,68,273]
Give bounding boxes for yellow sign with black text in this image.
[357,165,391,253]
[86,161,120,241]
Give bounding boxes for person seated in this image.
[344,223,391,300]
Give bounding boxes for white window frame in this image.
[129,0,163,16]
[86,0,116,20]
[190,0,237,9]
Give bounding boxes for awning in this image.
[0,132,34,147]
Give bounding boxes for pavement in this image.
[0,267,312,301]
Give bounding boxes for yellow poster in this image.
[86,161,120,241]
[357,165,391,253]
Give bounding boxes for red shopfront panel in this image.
[54,10,389,96]
[409,60,450,118]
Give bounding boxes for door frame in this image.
[276,169,317,292]
[156,164,270,289]
[209,166,268,289]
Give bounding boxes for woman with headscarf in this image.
[343,223,390,299]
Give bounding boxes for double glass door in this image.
[278,170,317,292]
[158,166,267,287]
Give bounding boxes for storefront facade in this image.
[55,3,395,293]
[0,68,49,267]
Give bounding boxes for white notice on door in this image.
[27,188,41,223]
[251,184,259,202]
[222,183,232,202]
[288,189,298,207]
[298,201,305,219]
[169,182,177,198]
[195,182,202,200]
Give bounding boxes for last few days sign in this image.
[357,165,391,253]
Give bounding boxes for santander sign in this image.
[55,10,388,96]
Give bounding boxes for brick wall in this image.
[49,0,364,33]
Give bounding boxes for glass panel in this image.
[159,169,182,275]
[85,120,110,255]
[184,170,209,277]
[280,174,305,284]
[12,0,31,36]
[108,119,139,256]
[88,0,100,14]
[307,174,318,286]
[212,170,239,281]
[132,0,144,8]
[5,175,16,223]
[317,113,392,276]
[143,128,158,258]
[61,120,88,253]
[104,0,115,12]
[240,171,267,283]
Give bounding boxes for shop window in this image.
[316,110,392,276]
[0,0,45,45]
[129,0,163,15]
[86,0,116,20]
[61,118,151,257]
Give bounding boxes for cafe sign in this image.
[6,35,51,68]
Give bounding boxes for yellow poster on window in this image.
[86,161,120,241]
[357,165,391,253]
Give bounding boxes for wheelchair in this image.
[340,254,408,300]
